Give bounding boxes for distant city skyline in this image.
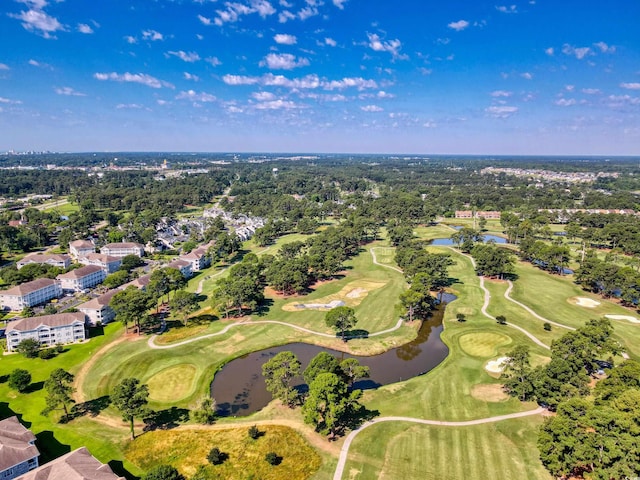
[1,0,639,155]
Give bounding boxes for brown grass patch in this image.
[470,384,509,402]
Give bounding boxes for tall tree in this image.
[325,306,357,341]
[110,377,150,439]
[169,290,199,326]
[262,351,301,407]
[111,286,154,334]
[42,368,75,421]
[501,345,534,401]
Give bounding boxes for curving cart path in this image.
[333,407,545,480]
[504,280,575,331]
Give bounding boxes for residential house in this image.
[179,244,212,272]
[5,312,87,352]
[79,253,122,274]
[454,210,473,219]
[122,274,151,291]
[77,290,119,326]
[69,240,95,259]
[0,417,39,480]
[100,243,144,258]
[166,259,193,279]
[476,211,501,220]
[16,447,124,480]
[16,254,71,270]
[56,265,106,292]
[0,279,62,311]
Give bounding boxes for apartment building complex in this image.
[16,254,71,270]
[100,242,144,258]
[56,265,106,292]
[5,312,87,352]
[0,279,62,311]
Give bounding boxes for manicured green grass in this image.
[458,332,512,357]
[125,425,321,480]
[343,417,550,480]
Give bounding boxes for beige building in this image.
[180,244,212,272]
[100,242,144,258]
[56,265,106,292]
[5,312,87,353]
[166,259,193,279]
[69,240,95,259]
[77,289,120,326]
[0,279,62,311]
[16,447,124,480]
[79,253,122,274]
[16,254,71,270]
[0,417,39,480]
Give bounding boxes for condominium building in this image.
[16,447,124,480]
[0,416,39,480]
[100,242,144,258]
[78,253,122,274]
[69,240,95,259]
[16,254,71,270]
[77,289,120,326]
[166,259,193,279]
[0,279,62,311]
[180,244,212,272]
[5,312,87,352]
[56,265,106,292]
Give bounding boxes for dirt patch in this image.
[572,297,601,308]
[605,314,640,323]
[470,384,509,402]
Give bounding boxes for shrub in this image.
[15,339,40,358]
[141,465,185,480]
[248,425,260,440]
[207,447,227,465]
[543,322,552,331]
[8,369,31,392]
[265,452,281,465]
[456,313,466,322]
[496,315,507,325]
[55,344,64,353]
[38,348,56,360]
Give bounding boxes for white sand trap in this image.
[346,288,367,299]
[575,297,601,308]
[605,314,640,324]
[485,357,509,374]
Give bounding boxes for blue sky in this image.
[1,0,639,154]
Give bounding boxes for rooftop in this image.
[0,416,39,473]
[57,265,103,280]
[7,312,86,333]
[17,447,125,480]
[77,290,120,310]
[0,278,58,297]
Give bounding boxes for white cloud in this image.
[142,30,164,41]
[0,97,22,104]
[565,85,575,91]
[10,8,65,38]
[0,63,10,70]
[361,105,383,112]
[448,20,469,31]
[620,82,640,90]
[198,14,212,26]
[423,121,437,128]
[555,98,576,107]
[215,0,276,26]
[298,6,319,20]
[521,72,533,80]
[176,90,217,102]
[562,44,591,60]
[324,37,337,47]
[260,53,309,70]
[222,73,377,91]
[124,35,137,44]
[184,72,200,81]
[54,86,86,96]
[324,77,378,90]
[485,105,518,117]
[205,56,222,66]
[278,10,296,23]
[376,90,394,98]
[252,91,276,101]
[607,95,640,108]
[495,5,517,13]
[94,72,174,89]
[77,23,93,34]
[545,47,554,56]
[594,41,615,54]
[490,90,512,97]
[582,88,601,95]
[167,51,201,62]
[222,75,261,85]
[367,33,405,59]
[255,99,300,110]
[274,33,297,45]
[116,103,144,109]
[333,0,348,8]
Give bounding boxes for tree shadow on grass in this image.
[254,298,274,317]
[143,407,190,432]
[0,375,8,384]
[25,381,44,393]
[87,325,105,338]
[36,430,71,463]
[70,395,111,419]
[108,460,139,480]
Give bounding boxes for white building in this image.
[0,416,39,480]
[79,253,122,274]
[69,240,95,259]
[56,265,106,292]
[100,242,144,258]
[77,289,119,326]
[16,254,71,270]
[5,312,87,352]
[180,244,212,272]
[17,447,124,480]
[166,259,193,279]
[0,279,62,311]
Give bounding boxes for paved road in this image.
[333,407,545,480]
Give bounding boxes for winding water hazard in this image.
[210,295,455,416]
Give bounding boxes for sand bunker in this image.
[485,357,509,374]
[346,288,367,299]
[471,384,509,402]
[605,314,640,324]
[291,300,345,311]
[282,280,386,311]
[575,297,601,308]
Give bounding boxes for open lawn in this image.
[125,425,321,480]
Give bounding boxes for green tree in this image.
[110,377,150,439]
[141,465,185,480]
[169,290,200,326]
[339,358,370,388]
[303,352,340,386]
[111,286,154,334]
[192,397,217,425]
[325,306,357,342]
[501,346,533,401]
[8,369,31,392]
[102,270,130,289]
[207,447,226,465]
[42,368,75,421]
[262,351,301,407]
[120,254,144,272]
[15,338,40,358]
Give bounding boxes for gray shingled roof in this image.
[0,416,39,473]
[16,447,124,480]
[6,312,86,333]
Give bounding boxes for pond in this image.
[210,294,455,416]
[430,234,508,246]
